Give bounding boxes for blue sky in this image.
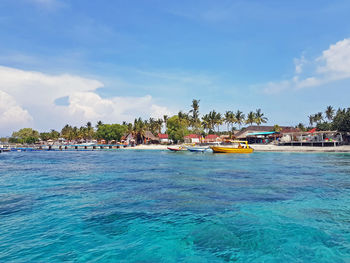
[1,0,350,134]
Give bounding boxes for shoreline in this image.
[125,144,350,153]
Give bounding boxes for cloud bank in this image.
[0,66,171,135]
[262,38,350,94]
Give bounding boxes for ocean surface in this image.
[0,150,350,262]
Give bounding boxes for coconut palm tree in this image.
[314,112,323,124]
[96,120,103,129]
[215,112,223,132]
[201,114,211,133]
[224,111,233,132]
[325,106,335,121]
[86,122,94,139]
[156,118,163,134]
[308,115,315,126]
[163,115,168,131]
[235,110,245,129]
[208,110,222,133]
[133,118,146,144]
[255,109,268,126]
[189,99,201,133]
[246,111,256,126]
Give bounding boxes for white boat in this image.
[187,146,211,152]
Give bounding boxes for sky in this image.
[1,0,350,135]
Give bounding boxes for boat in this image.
[187,146,211,153]
[210,141,254,154]
[167,146,187,152]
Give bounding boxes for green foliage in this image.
[95,124,127,142]
[235,110,245,128]
[325,106,335,121]
[316,122,332,131]
[166,115,190,143]
[246,111,256,126]
[40,129,60,141]
[255,109,268,126]
[11,128,40,144]
[189,99,201,133]
[296,123,307,132]
[332,108,350,132]
[272,124,282,132]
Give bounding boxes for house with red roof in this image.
[158,133,169,144]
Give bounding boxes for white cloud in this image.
[317,38,350,77]
[0,90,33,132]
[0,66,172,135]
[262,38,350,94]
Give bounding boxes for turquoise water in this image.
[0,150,350,262]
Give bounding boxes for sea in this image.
[0,150,350,262]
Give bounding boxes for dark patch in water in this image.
[0,194,33,216]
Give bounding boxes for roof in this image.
[205,134,219,139]
[158,133,169,139]
[235,125,299,139]
[145,131,158,140]
[308,128,317,133]
[247,131,278,136]
[184,134,201,139]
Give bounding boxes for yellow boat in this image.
[210,140,254,154]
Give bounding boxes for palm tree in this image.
[215,112,223,133]
[156,118,163,134]
[246,111,256,126]
[189,99,201,131]
[96,120,103,129]
[224,111,233,132]
[255,109,268,126]
[163,115,168,131]
[86,122,94,139]
[325,106,335,121]
[308,115,315,126]
[201,114,211,133]
[314,112,323,124]
[133,118,146,144]
[235,110,245,129]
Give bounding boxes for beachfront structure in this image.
[144,131,159,144]
[235,125,299,143]
[279,130,344,146]
[184,134,201,143]
[204,134,221,143]
[158,133,169,144]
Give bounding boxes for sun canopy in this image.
[247,131,278,136]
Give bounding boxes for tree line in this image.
[6,99,270,144]
[305,106,350,132]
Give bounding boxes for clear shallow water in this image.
[0,150,350,262]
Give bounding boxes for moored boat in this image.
[210,141,254,154]
[167,146,187,152]
[187,146,211,153]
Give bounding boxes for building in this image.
[184,134,201,143]
[235,125,299,144]
[280,130,344,146]
[158,133,169,144]
[144,131,159,144]
[204,134,221,143]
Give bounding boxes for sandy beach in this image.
[125,144,350,152]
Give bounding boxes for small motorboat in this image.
[187,146,211,153]
[210,141,254,154]
[167,146,187,152]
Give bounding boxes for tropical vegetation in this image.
[6,102,350,145]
